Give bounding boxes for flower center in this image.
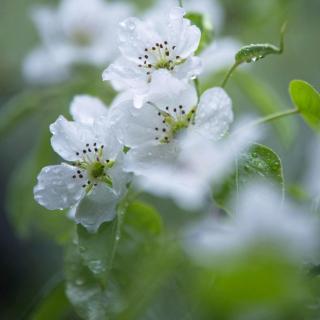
[151,104,197,144]
[137,41,184,79]
[71,142,114,191]
[70,29,93,47]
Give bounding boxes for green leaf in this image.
[235,23,285,65]
[31,281,72,320]
[67,201,164,319]
[185,12,214,54]
[289,80,320,132]
[214,144,284,213]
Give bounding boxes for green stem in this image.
[179,0,183,7]
[221,62,239,88]
[194,78,200,98]
[108,203,127,271]
[253,108,299,126]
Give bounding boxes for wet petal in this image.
[50,116,96,161]
[194,87,233,141]
[75,184,119,233]
[34,164,85,210]
[70,95,109,125]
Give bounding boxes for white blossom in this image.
[185,183,319,264]
[23,0,133,84]
[136,123,257,210]
[103,7,202,108]
[109,71,233,176]
[34,95,129,232]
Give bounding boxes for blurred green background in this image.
[0,0,319,318]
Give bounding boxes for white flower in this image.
[23,0,133,84]
[110,71,233,175]
[185,183,320,264]
[136,122,257,210]
[34,95,129,232]
[103,7,202,107]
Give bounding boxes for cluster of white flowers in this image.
[33,5,252,232]
[23,0,133,84]
[32,1,318,268]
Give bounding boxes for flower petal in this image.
[109,99,164,148]
[194,87,233,141]
[124,143,178,175]
[50,116,96,161]
[70,95,109,125]
[34,164,85,210]
[146,70,198,114]
[74,184,119,232]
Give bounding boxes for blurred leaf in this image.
[234,71,296,146]
[214,144,284,213]
[66,201,165,319]
[31,281,72,320]
[289,80,320,132]
[185,12,214,54]
[194,250,309,319]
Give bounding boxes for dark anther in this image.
[138,64,142,67]
[88,181,91,184]
[101,145,104,149]
[162,120,166,124]
[86,143,89,147]
[155,127,159,131]
[165,106,169,110]
[139,56,142,59]
[93,143,97,146]
[94,148,98,152]
[77,170,81,174]
[106,159,110,163]
[182,110,186,114]
[158,112,161,116]
[145,55,148,59]
[162,128,166,132]
[145,48,148,51]
[83,150,87,154]
[156,43,159,46]
[152,47,156,50]
[174,108,177,112]
[148,64,152,68]
[165,137,169,141]
[76,152,80,156]
[147,72,151,75]
[79,174,83,178]
[155,137,159,140]
[82,185,86,188]
[160,44,163,48]
[88,148,92,152]
[179,105,183,109]
[164,41,168,45]
[166,52,169,56]
[72,175,76,179]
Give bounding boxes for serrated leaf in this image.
[214,144,284,213]
[185,12,214,54]
[289,80,320,132]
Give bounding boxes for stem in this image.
[221,62,239,88]
[194,78,200,99]
[253,108,299,126]
[179,0,183,7]
[108,203,127,271]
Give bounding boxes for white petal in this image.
[194,87,233,141]
[118,17,161,62]
[70,95,109,125]
[23,47,70,84]
[146,70,198,114]
[50,116,96,161]
[102,57,147,92]
[166,8,201,58]
[34,164,85,210]
[75,184,119,233]
[109,100,164,148]
[124,143,179,175]
[174,56,202,80]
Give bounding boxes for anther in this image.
[162,128,166,132]
[82,185,86,188]
[79,174,83,178]
[155,127,159,131]
[76,152,80,156]
[72,175,76,179]
[164,41,168,45]
[77,170,81,174]
[176,55,180,59]
[83,150,87,154]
